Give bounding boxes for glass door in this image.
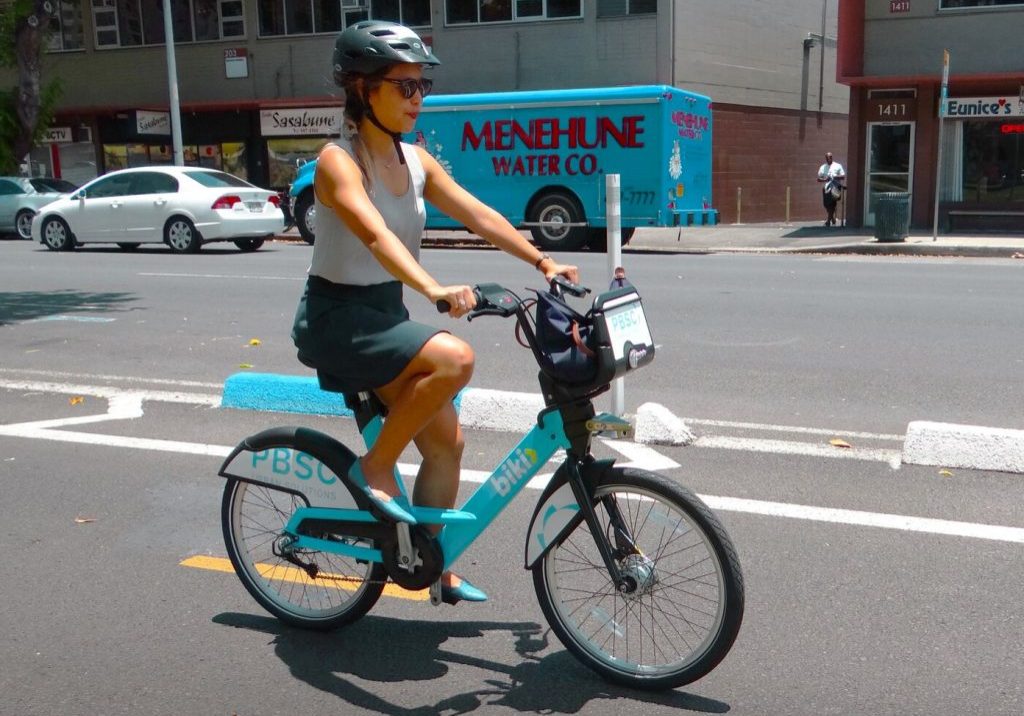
[864,122,915,226]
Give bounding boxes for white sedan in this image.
[0,176,78,239]
[31,166,285,253]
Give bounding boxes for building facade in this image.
[11,0,848,223]
[839,0,1024,231]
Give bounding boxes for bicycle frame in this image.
[281,408,570,572]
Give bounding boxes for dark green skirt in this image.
[292,276,444,394]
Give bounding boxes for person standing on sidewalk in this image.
[817,152,845,227]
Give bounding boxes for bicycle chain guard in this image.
[381,525,444,590]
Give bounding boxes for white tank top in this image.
[308,137,427,286]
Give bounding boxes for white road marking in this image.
[138,272,302,281]
[8,376,1020,543]
[3,417,1021,545]
[702,495,1024,544]
[0,368,223,390]
[0,378,220,406]
[685,418,904,442]
[694,435,902,466]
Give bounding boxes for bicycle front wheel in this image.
[222,479,386,630]
[532,467,744,690]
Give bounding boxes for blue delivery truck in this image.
[288,84,716,251]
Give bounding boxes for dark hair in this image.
[338,66,392,187]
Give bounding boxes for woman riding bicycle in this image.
[291,20,578,605]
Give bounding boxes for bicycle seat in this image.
[296,351,384,417]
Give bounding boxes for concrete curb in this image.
[902,421,1024,474]
[634,403,696,446]
[221,373,1024,475]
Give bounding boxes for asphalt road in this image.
[3,238,1024,715]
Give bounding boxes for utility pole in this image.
[162,0,184,166]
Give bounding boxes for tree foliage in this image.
[0,0,62,174]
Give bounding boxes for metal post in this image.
[736,186,742,224]
[933,50,950,242]
[785,186,791,225]
[163,0,184,166]
[606,173,624,417]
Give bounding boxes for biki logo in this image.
[490,447,539,496]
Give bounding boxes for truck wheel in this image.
[586,227,636,252]
[529,192,588,252]
[294,191,316,245]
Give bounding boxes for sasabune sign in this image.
[459,115,646,176]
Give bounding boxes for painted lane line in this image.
[2,394,144,431]
[598,438,680,470]
[139,272,302,281]
[701,495,1024,544]
[0,368,223,390]
[3,423,1022,545]
[180,555,430,602]
[694,435,902,466]
[685,418,904,442]
[0,379,220,407]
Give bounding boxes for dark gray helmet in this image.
[333,21,440,82]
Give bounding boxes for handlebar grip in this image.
[436,300,451,313]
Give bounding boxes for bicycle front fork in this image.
[562,456,638,594]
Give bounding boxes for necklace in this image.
[376,154,398,170]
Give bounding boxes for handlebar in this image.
[435,276,590,315]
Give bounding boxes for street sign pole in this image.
[163,0,184,166]
[932,49,950,242]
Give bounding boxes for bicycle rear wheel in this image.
[222,479,386,630]
[532,467,744,690]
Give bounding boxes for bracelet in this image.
[534,253,551,269]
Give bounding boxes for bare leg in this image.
[410,402,469,588]
[358,333,474,503]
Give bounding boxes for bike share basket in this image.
[533,283,655,389]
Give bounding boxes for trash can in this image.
[874,192,911,242]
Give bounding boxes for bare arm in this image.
[417,146,579,284]
[315,145,471,312]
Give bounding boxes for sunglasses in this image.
[381,77,434,99]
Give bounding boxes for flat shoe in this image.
[439,577,488,605]
[348,460,416,525]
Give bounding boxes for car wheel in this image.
[234,238,265,252]
[529,192,588,252]
[294,190,316,245]
[15,209,35,240]
[117,243,141,251]
[41,216,75,251]
[165,216,201,253]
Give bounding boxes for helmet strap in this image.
[365,107,407,166]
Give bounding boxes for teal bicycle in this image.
[218,277,744,690]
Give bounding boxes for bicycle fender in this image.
[218,426,359,509]
[524,458,615,570]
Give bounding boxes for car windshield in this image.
[184,170,254,189]
[31,178,77,193]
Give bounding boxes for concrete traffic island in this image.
[902,421,1024,474]
[220,373,1024,475]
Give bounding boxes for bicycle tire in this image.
[222,478,386,630]
[532,466,744,690]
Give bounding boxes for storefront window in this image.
[941,0,1023,7]
[222,142,248,180]
[267,138,327,188]
[961,121,1024,203]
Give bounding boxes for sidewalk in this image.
[623,222,1024,258]
[274,222,1024,258]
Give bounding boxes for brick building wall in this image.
[713,104,849,224]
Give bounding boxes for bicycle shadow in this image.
[214,612,731,714]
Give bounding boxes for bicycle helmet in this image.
[333,21,440,81]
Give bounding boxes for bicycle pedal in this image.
[429,580,442,607]
[586,413,633,438]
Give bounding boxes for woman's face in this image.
[368,63,427,135]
